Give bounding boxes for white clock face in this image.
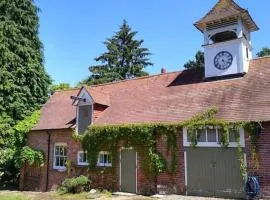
[214,51,233,70]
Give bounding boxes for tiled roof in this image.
[85,86,111,106]
[33,57,270,130]
[195,0,259,32]
[33,89,79,130]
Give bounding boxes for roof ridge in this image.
[251,56,270,61]
[53,87,80,93]
[88,71,182,88]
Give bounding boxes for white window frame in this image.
[53,143,68,170]
[183,127,245,147]
[77,151,88,166]
[97,151,112,167]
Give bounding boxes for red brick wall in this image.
[156,132,185,195]
[21,130,48,191]
[246,122,270,198]
[21,124,270,198]
[47,129,81,190]
[21,129,151,193]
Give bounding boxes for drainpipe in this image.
[153,129,158,194]
[46,130,51,191]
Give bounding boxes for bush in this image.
[58,175,91,194]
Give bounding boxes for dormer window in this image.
[72,86,110,134]
[72,87,94,134]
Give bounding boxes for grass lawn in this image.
[0,191,154,200]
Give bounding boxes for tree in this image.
[257,47,270,57]
[82,20,153,85]
[0,0,51,186]
[184,51,205,69]
[50,83,71,94]
[0,0,51,120]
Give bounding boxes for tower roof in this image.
[194,0,259,32]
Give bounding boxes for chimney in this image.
[161,67,167,74]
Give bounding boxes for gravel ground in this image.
[158,195,233,200]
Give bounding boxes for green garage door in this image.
[186,148,245,199]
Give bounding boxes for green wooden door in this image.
[186,148,245,198]
[121,149,137,193]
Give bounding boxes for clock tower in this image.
[195,0,259,79]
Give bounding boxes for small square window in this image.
[197,129,206,142]
[207,128,217,142]
[97,151,112,167]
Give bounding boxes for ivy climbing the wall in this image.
[81,123,180,178]
[14,111,45,168]
[80,107,260,180]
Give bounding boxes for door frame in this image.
[119,147,138,193]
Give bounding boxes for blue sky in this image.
[35,0,270,86]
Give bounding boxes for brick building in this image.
[20,0,270,199]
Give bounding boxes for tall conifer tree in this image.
[0,0,51,122]
[82,20,153,85]
[0,0,51,184]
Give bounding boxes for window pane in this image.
[55,146,60,156]
[63,147,67,156]
[99,154,104,163]
[104,154,108,164]
[217,129,225,143]
[55,157,60,166]
[82,153,87,162]
[229,129,239,142]
[207,128,217,142]
[63,157,67,166]
[60,147,64,156]
[60,157,64,167]
[187,129,195,142]
[79,153,83,162]
[108,154,112,164]
[197,129,206,142]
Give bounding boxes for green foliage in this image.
[0,0,50,186]
[15,146,44,168]
[184,50,205,69]
[81,107,260,180]
[58,175,91,194]
[244,122,260,170]
[0,110,41,185]
[14,110,40,136]
[181,107,229,147]
[0,0,51,121]
[257,47,270,57]
[50,83,71,95]
[81,123,180,178]
[81,20,153,85]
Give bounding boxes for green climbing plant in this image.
[80,107,260,179]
